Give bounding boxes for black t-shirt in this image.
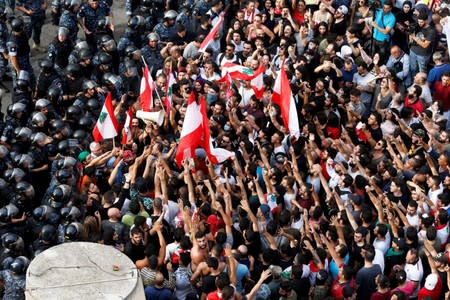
[331,19,348,36]
[202,274,218,295]
[411,25,436,56]
[369,126,383,142]
[356,264,382,300]
[124,240,145,263]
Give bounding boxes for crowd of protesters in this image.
[1,0,450,299]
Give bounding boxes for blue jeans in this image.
[409,50,430,77]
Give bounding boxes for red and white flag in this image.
[271,62,300,138]
[250,71,264,99]
[199,96,234,164]
[199,12,224,52]
[121,107,133,145]
[92,93,119,142]
[175,92,205,167]
[140,64,154,111]
[165,70,176,111]
[221,63,265,81]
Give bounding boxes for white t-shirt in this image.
[437,224,449,246]
[373,237,390,255]
[283,192,296,210]
[405,259,424,298]
[374,248,385,273]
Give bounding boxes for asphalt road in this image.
[1,0,128,113]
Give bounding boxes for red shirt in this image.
[404,97,425,116]
[433,81,450,111]
[418,276,442,300]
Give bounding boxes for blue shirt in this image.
[373,9,396,42]
[144,286,172,300]
[428,63,450,87]
[330,254,349,279]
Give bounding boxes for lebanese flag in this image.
[221,63,265,81]
[92,93,119,142]
[121,107,133,144]
[165,70,176,111]
[199,96,234,164]
[199,12,224,52]
[140,65,154,111]
[175,92,204,167]
[251,71,264,99]
[271,62,300,138]
[216,72,235,98]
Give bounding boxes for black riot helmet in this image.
[40,59,54,73]
[32,205,52,222]
[97,16,110,31]
[47,85,62,103]
[35,98,51,111]
[65,63,81,78]
[15,127,32,142]
[49,119,65,134]
[11,18,24,32]
[82,79,97,92]
[15,181,35,200]
[31,112,47,128]
[1,232,24,251]
[56,140,70,156]
[40,224,56,242]
[128,15,145,30]
[64,222,82,241]
[78,116,93,130]
[55,169,71,184]
[98,52,112,65]
[66,105,82,119]
[10,256,30,275]
[79,48,92,61]
[73,129,86,142]
[86,99,100,111]
[60,206,81,222]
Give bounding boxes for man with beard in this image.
[190,230,209,272]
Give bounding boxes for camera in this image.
[405,22,419,34]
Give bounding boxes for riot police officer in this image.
[35,60,62,99]
[15,0,47,52]
[59,0,81,44]
[77,0,113,51]
[61,64,84,106]
[141,32,163,77]
[117,15,146,54]
[0,255,28,298]
[48,27,73,74]
[1,103,28,143]
[0,4,9,92]
[153,10,177,43]
[29,132,51,201]
[7,18,35,89]
[96,35,119,72]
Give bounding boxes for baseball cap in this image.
[78,150,90,163]
[338,5,349,15]
[424,273,438,290]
